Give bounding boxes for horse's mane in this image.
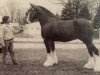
[38,6,56,17]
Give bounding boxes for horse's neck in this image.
[36,7,56,25]
[37,13,56,26]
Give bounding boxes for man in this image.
[0,23,5,53]
[2,16,19,67]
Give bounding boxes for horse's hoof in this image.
[52,51,58,65]
[84,63,94,69]
[52,57,58,65]
[43,60,58,67]
[53,60,58,65]
[43,61,53,67]
[94,55,100,72]
[94,66,100,72]
[84,57,94,69]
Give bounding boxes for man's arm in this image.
[12,26,23,35]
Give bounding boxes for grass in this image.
[0,46,100,75]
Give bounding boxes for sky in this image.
[0,0,64,14]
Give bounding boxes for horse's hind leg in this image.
[43,40,53,67]
[83,41,100,72]
[51,42,58,64]
[90,44,100,72]
[84,42,96,69]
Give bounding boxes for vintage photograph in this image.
[0,0,100,75]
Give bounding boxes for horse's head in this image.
[26,4,38,23]
[26,3,56,25]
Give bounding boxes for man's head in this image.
[2,16,10,24]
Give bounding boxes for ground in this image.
[0,41,100,75]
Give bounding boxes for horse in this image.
[26,4,100,72]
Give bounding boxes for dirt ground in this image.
[0,43,100,75]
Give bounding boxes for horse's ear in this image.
[30,3,37,8]
[30,3,34,8]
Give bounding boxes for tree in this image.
[60,1,75,20]
[60,0,92,20]
[7,1,17,22]
[0,0,25,24]
[93,5,100,29]
[14,9,26,25]
[92,5,100,38]
[78,4,92,20]
[49,0,100,20]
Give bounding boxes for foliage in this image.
[78,4,92,20]
[60,2,75,20]
[60,0,92,20]
[93,5,100,29]
[0,1,25,25]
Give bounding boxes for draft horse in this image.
[26,4,100,72]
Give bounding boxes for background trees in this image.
[93,5,100,29]
[93,5,100,38]
[49,0,100,21]
[60,0,92,20]
[0,0,26,25]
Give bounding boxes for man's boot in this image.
[10,53,18,65]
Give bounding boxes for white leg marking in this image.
[43,53,53,67]
[52,51,58,64]
[94,54,100,72]
[84,56,94,69]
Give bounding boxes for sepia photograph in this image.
[0,0,100,75]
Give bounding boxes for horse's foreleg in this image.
[43,40,53,67]
[85,43,100,72]
[51,42,58,65]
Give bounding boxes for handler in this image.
[0,22,5,53]
[1,16,21,67]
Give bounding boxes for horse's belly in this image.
[53,35,77,42]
